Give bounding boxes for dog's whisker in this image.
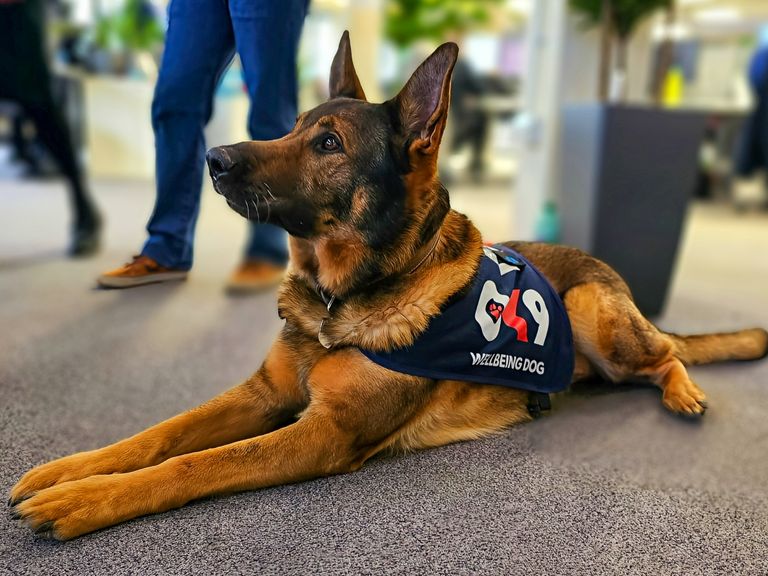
[252,197,261,224]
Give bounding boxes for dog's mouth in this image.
[214,179,280,223]
[224,193,276,223]
[223,196,246,213]
[211,169,316,238]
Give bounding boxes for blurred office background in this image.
[1,0,767,313]
[3,4,768,570]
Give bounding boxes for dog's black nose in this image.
[206,147,237,182]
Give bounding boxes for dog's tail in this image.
[668,328,768,366]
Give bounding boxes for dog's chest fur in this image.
[277,211,484,354]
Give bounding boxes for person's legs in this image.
[733,91,768,209]
[10,111,33,167]
[1,0,100,254]
[735,92,763,178]
[25,103,98,226]
[467,113,489,176]
[759,94,768,175]
[141,0,236,270]
[758,93,768,209]
[230,0,308,267]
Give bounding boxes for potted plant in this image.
[570,0,673,101]
[559,0,706,316]
[87,0,164,76]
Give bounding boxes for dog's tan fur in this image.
[10,33,768,540]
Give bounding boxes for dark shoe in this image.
[69,211,102,258]
[97,255,188,288]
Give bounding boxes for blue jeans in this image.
[142,0,308,270]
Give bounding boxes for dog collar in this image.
[315,232,440,349]
[317,287,336,310]
[317,290,337,349]
[527,392,552,417]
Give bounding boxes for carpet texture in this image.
[1,180,767,575]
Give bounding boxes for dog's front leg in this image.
[12,349,432,540]
[13,414,348,540]
[9,334,310,505]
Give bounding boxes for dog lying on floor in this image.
[10,33,768,540]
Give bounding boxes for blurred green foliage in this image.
[385,0,504,47]
[570,0,671,39]
[93,0,164,52]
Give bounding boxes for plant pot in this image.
[560,104,707,316]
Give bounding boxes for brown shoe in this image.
[226,260,286,295]
[97,255,188,289]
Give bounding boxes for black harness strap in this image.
[527,392,552,418]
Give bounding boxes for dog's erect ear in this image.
[329,31,367,101]
[392,42,458,156]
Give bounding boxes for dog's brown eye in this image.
[321,135,340,152]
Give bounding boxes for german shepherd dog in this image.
[10,33,768,540]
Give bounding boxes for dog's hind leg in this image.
[563,282,708,416]
[9,331,310,505]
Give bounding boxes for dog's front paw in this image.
[9,451,111,506]
[662,379,708,416]
[11,475,132,540]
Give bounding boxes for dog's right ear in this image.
[329,31,367,101]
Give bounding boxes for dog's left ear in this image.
[329,31,367,101]
[392,42,458,156]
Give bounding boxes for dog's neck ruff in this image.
[315,231,440,311]
[315,231,441,349]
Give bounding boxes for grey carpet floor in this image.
[1,179,768,575]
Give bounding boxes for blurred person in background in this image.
[98,0,309,291]
[450,56,490,181]
[0,0,102,256]
[734,27,768,210]
[8,112,45,176]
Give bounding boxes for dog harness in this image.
[361,245,574,412]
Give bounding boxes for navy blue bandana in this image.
[361,244,574,394]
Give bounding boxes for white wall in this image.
[561,13,601,104]
[683,40,753,109]
[561,13,654,105]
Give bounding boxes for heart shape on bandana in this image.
[486,300,504,323]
